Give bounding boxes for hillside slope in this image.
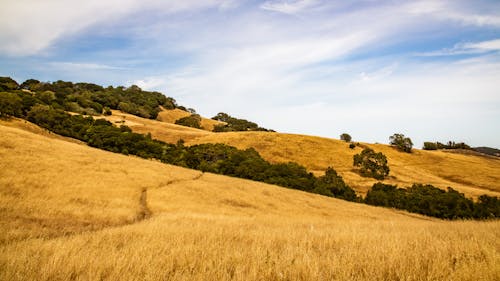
[156,107,224,131]
[99,111,500,198]
[1,121,499,280]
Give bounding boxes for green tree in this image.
[423,142,438,150]
[353,148,389,180]
[340,133,352,142]
[0,92,23,117]
[0,77,19,91]
[313,167,356,201]
[175,114,202,129]
[389,133,413,153]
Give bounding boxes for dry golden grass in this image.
[96,111,500,198]
[99,110,212,143]
[156,107,224,131]
[1,121,499,281]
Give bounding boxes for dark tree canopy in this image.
[0,92,23,117]
[175,114,202,129]
[353,148,390,180]
[389,133,413,153]
[0,77,19,91]
[212,112,273,132]
[340,133,352,142]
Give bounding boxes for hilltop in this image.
[1,120,499,280]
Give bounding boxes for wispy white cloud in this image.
[0,0,235,56]
[50,62,126,71]
[260,0,319,14]
[407,0,500,27]
[416,38,500,56]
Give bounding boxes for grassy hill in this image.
[105,110,500,198]
[1,120,499,281]
[156,107,224,131]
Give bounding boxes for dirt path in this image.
[135,188,152,221]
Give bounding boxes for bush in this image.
[364,182,499,219]
[423,142,438,150]
[353,148,389,180]
[212,112,272,132]
[423,141,471,150]
[0,77,19,91]
[349,143,356,149]
[340,133,352,142]
[175,114,202,129]
[313,167,356,200]
[0,92,23,117]
[389,133,413,153]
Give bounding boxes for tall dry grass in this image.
[1,121,499,280]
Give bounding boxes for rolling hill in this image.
[101,109,500,198]
[1,120,499,281]
[156,107,225,131]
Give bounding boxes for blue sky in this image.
[1,0,500,147]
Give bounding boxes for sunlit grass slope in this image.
[97,111,500,197]
[188,132,500,198]
[156,107,224,131]
[0,121,499,281]
[98,111,500,198]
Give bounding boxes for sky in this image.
[1,0,500,148]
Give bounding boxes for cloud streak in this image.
[2,0,500,147]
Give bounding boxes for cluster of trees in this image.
[175,114,202,129]
[212,112,273,132]
[365,182,499,219]
[423,141,471,150]
[389,133,413,153]
[353,148,390,180]
[0,78,181,120]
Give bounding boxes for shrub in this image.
[340,133,352,142]
[212,112,272,132]
[423,142,438,150]
[0,92,23,117]
[389,133,413,153]
[353,148,389,180]
[175,114,202,129]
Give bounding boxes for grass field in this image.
[99,110,500,198]
[1,120,499,281]
[156,107,224,131]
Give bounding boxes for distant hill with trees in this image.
[212,112,273,132]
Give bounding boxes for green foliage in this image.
[0,77,19,91]
[349,143,356,149]
[365,182,499,219]
[6,78,182,120]
[353,148,389,180]
[313,167,357,200]
[340,133,352,142]
[423,141,471,150]
[0,92,23,117]
[423,142,438,150]
[175,114,202,129]
[103,107,112,115]
[212,112,273,132]
[389,133,413,153]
